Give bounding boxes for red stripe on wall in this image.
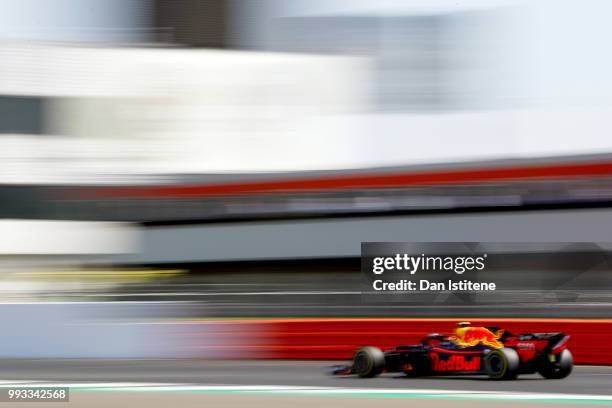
[82,160,612,199]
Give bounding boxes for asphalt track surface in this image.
[0,360,610,396]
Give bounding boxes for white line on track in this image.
[0,382,611,403]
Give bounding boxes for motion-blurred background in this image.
[1,0,612,361]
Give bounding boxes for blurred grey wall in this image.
[0,303,177,358]
[109,209,612,264]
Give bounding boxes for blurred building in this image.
[2,0,612,180]
[2,0,612,265]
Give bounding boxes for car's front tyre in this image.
[353,346,385,378]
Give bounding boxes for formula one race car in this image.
[331,322,572,380]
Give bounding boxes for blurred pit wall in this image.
[0,310,608,363]
[0,302,268,359]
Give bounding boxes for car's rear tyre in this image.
[538,349,573,379]
[353,346,385,378]
[484,348,520,380]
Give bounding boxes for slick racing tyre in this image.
[353,346,385,378]
[538,349,573,379]
[484,348,520,380]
